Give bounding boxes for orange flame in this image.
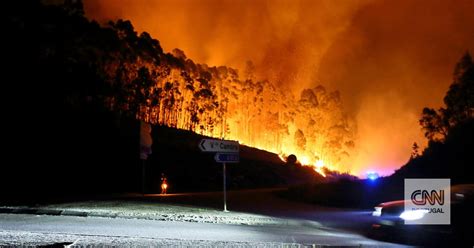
[84,1,359,176]
[278,153,328,177]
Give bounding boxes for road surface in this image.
[0,214,407,247]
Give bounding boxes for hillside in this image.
[2,102,324,203]
[148,122,325,193]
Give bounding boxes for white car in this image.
[370,184,473,246]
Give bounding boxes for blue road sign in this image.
[214,153,239,163]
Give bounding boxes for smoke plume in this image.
[84,0,474,176]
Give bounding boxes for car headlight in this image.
[399,209,429,221]
[372,207,382,217]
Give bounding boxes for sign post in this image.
[223,162,227,212]
[199,139,239,212]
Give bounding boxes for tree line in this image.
[6,0,356,170]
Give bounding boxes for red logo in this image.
[411,190,444,205]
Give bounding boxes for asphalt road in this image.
[137,189,382,235]
[0,214,408,247]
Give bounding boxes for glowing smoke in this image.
[84,0,474,176]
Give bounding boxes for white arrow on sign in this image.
[199,139,239,153]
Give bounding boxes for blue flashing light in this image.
[366,171,379,181]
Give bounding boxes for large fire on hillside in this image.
[156,63,354,176]
[83,0,359,175]
[129,55,356,176]
[103,50,355,176]
[84,0,474,176]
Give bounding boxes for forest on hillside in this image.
[6,1,355,172]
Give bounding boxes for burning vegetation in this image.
[101,19,356,175]
[83,0,474,176]
[7,0,473,180]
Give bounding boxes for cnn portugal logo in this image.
[411,190,444,205]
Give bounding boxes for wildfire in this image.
[78,3,358,178]
[315,160,326,176]
[278,153,328,177]
[135,64,357,177]
[278,153,286,162]
[84,0,474,184]
[300,156,310,165]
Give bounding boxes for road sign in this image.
[199,139,239,153]
[214,153,239,163]
[199,138,239,212]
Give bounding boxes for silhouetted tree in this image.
[411,142,419,159]
[286,154,297,165]
[420,107,449,141]
[130,67,154,118]
[420,52,474,141]
[445,52,474,125]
